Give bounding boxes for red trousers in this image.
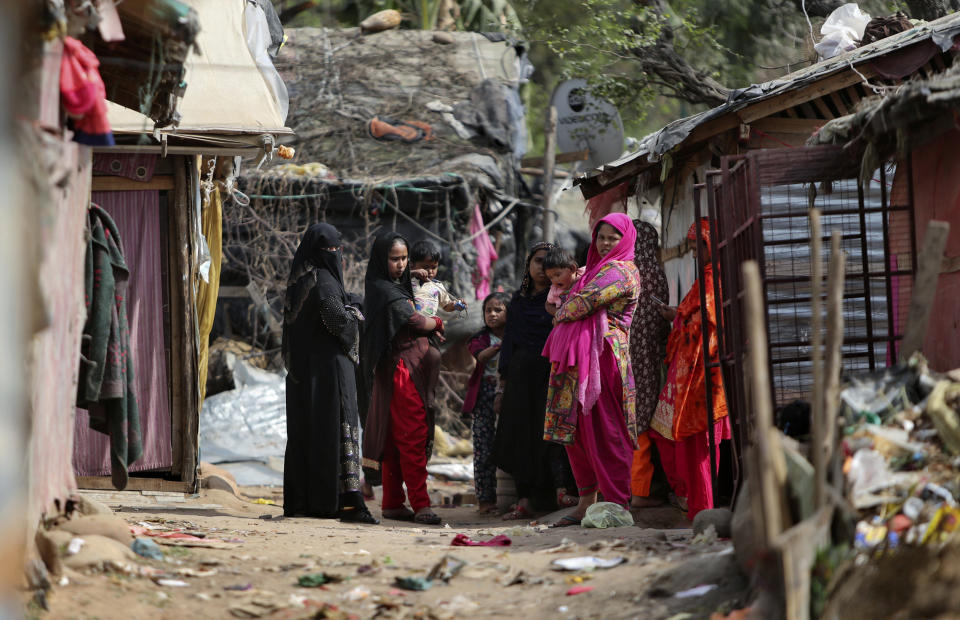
[381,359,431,512]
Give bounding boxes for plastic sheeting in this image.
[199,357,286,485]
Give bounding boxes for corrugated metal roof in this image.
[576,11,960,189]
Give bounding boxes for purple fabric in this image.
[92,153,157,182]
[74,190,172,476]
[564,346,633,506]
[543,213,636,415]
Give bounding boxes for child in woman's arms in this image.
[543,246,585,316]
[409,239,467,316]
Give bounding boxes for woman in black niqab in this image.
[359,231,443,526]
[282,223,378,524]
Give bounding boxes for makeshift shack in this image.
[15,0,290,506]
[230,27,535,344]
[574,11,960,460]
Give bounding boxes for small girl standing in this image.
[461,292,510,514]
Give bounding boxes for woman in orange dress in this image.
[649,218,729,520]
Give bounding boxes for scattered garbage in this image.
[674,584,718,598]
[66,538,85,556]
[551,556,626,571]
[565,585,595,595]
[692,524,719,545]
[394,576,433,591]
[815,3,871,60]
[840,357,960,556]
[155,579,190,587]
[341,585,371,602]
[224,583,253,591]
[581,502,634,528]
[427,555,467,582]
[131,538,164,561]
[438,594,479,614]
[450,533,512,547]
[297,573,343,588]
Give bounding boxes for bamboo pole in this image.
[823,231,846,479]
[743,260,786,545]
[809,210,826,509]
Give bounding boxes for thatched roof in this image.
[266,27,527,190]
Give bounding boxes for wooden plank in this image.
[739,67,877,124]
[542,106,558,244]
[811,96,834,120]
[775,506,834,620]
[743,260,788,547]
[747,132,809,149]
[518,167,569,178]
[900,220,950,361]
[77,476,193,493]
[784,107,799,118]
[829,91,849,115]
[92,175,175,192]
[751,118,823,135]
[809,210,826,510]
[520,148,588,168]
[168,160,187,479]
[844,86,863,108]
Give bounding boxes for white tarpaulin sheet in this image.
[199,357,286,485]
[108,0,290,137]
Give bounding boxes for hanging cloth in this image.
[77,205,141,490]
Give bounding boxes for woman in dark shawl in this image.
[360,231,444,525]
[282,223,377,524]
[494,242,575,519]
[629,220,671,508]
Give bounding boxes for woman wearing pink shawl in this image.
[543,213,641,526]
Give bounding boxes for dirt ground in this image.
[29,484,748,620]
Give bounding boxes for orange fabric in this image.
[650,219,728,441]
[630,431,655,497]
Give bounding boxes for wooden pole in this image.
[743,260,785,545]
[899,220,950,362]
[542,106,558,244]
[823,231,846,481]
[809,210,826,509]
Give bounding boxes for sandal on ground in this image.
[550,515,582,528]
[339,507,380,525]
[414,509,442,525]
[501,505,534,521]
[557,490,579,508]
[382,507,415,521]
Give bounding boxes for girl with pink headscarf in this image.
[542,213,641,526]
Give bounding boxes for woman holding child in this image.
[543,213,641,526]
[359,231,445,525]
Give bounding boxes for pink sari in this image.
[542,213,638,432]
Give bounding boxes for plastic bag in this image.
[581,502,634,529]
[814,3,871,60]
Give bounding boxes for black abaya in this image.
[282,224,364,518]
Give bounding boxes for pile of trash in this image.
[840,355,960,553]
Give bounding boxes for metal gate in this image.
[704,145,917,445]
